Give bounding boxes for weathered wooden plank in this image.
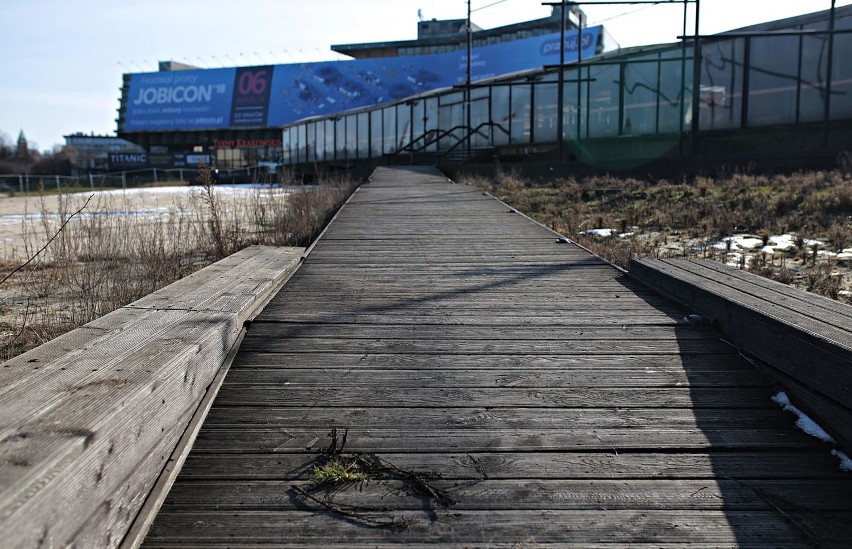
[177,450,849,481]
[271,283,667,296]
[630,259,852,345]
[298,250,602,260]
[121,326,247,549]
[66,406,195,548]
[300,258,614,267]
[128,246,304,316]
[230,352,744,371]
[189,426,811,453]
[220,367,767,388]
[237,337,736,355]
[210,385,777,408]
[0,307,140,385]
[262,297,681,314]
[282,279,635,291]
[202,407,791,432]
[0,246,305,547]
[677,258,852,322]
[0,313,232,548]
[144,509,852,546]
[0,309,236,427]
[243,323,714,341]
[631,258,852,455]
[160,478,852,511]
[253,312,681,326]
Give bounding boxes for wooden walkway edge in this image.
[146,167,852,547]
[0,245,303,548]
[631,257,852,453]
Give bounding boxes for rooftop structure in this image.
[158,60,200,72]
[331,6,585,59]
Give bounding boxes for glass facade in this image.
[281,10,852,165]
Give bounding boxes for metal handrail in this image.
[397,122,510,155]
[441,122,510,157]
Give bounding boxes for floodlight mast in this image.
[467,0,473,160]
[824,0,837,148]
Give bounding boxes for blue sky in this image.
[0,0,847,151]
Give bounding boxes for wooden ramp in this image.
[145,167,852,547]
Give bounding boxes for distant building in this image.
[63,133,145,174]
[280,5,852,173]
[116,9,600,171]
[331,7,585,59]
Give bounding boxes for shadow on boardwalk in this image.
[143,166,852,547]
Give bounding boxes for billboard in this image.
[124,26,601,132]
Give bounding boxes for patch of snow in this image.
[582,228,614,237]
[772,392,835,443]
[724,252,751,267]
[818,250,838,258]
[0,214,36,226]
[840,290,852,298]
[832,450,852,472]
[768,234,797,251]
[94,184,294,198]
[838,252,852,261]
[618,232,634,239]
[804,238,822,247]
[733,237,765,250]
[711,235,765,252]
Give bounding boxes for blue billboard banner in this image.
[125,69,235,130]
[231,66,274,126]
[124,26,602,131]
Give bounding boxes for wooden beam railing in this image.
[0,245,303,547]
[630,258,852,453]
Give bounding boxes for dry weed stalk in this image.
[461,168,852,303]
[0,172,357,359]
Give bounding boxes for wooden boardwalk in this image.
[145,167,852,547]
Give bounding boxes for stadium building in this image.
[330,6,585,59]
[279,4,852,175]
[116,4,852,177]
[115,6,605,174]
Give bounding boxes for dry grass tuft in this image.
[462,168,852,303]
[0,169,357,359]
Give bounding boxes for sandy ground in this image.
[0,185,291,260]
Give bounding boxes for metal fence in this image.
[281,5,852,166]
[0,165,280,194]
